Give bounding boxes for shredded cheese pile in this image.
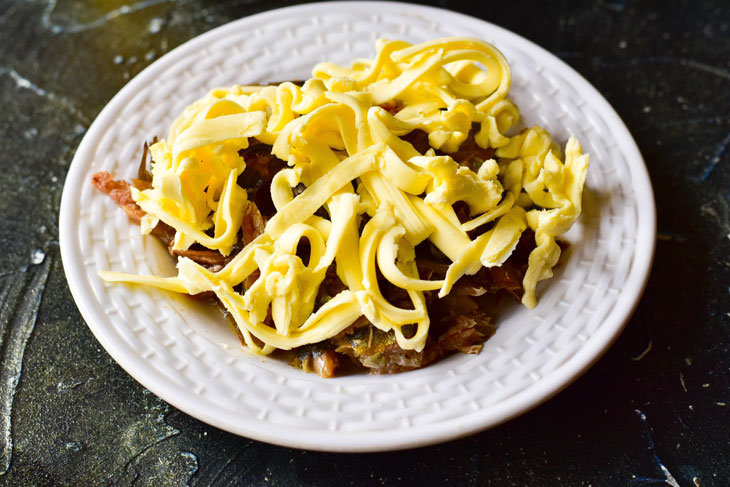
[100,37,589,355]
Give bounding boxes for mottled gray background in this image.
[1,0,728,485]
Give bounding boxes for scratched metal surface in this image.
[0,0,728,485]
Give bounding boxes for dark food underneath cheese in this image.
[98,37,589,370]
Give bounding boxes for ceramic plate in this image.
[59,1,655,451]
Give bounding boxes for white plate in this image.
[60,1,655,451]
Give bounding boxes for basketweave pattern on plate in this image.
[65,3,646,444]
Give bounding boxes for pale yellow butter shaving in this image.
[100,37,589,356]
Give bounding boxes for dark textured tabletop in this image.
[1,0,729,485]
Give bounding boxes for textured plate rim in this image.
[59,1,656,452]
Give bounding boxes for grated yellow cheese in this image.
[99,37,589,355]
